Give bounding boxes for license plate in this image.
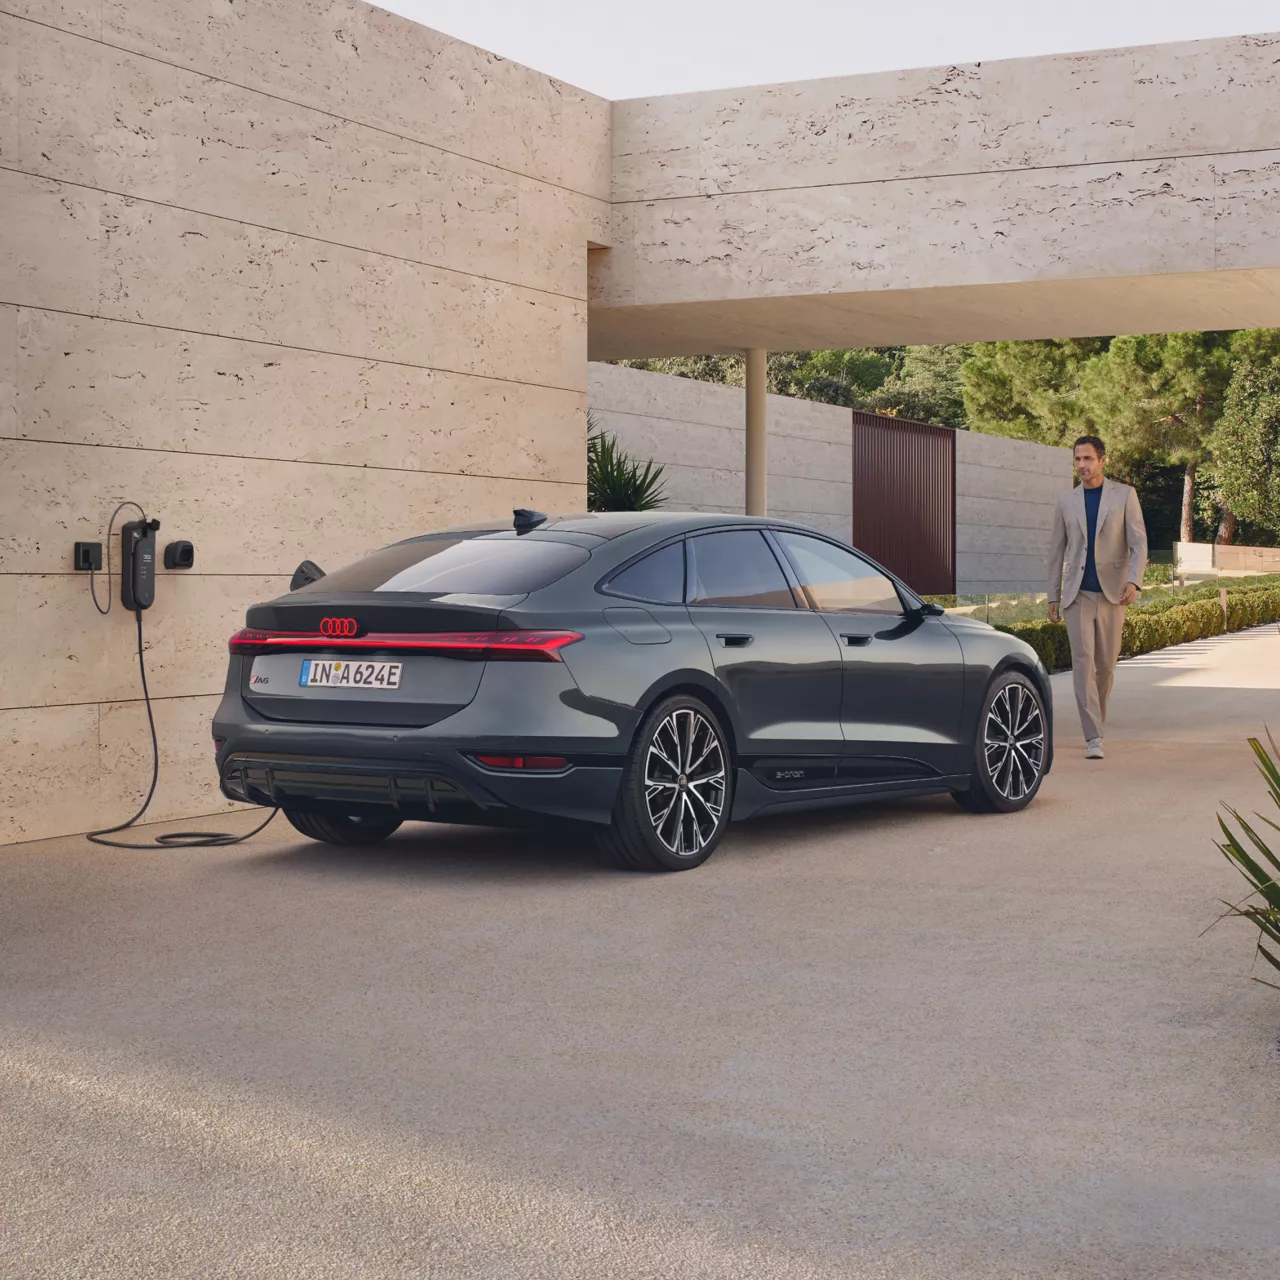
[299,658,403,690]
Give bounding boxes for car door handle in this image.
[840,633,872,647]
[716,633,754,647]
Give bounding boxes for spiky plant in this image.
[587,413,667,512]
[1215,731,1280,989]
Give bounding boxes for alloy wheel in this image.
[983,683,1045,802]
[644,708,727,856]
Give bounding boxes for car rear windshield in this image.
[294,534,590,596]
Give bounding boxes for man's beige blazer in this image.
[1046,479,1148,609]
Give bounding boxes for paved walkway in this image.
[2,627,1279,1278]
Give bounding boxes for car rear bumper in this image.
[219,746,623,826]
[216,741,623,827]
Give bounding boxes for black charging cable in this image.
[85,505,277,849]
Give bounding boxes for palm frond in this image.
[586,413,667,512]
[1216,731,1280,984]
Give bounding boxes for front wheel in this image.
[283,808,403,845]
[953,672,1046,814]
[599,695,733,872]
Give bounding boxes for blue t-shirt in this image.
[1081,484,1103,593]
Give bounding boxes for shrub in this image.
[994,584,1280,671]
[586,415,667,512]
[1214,733,1280,989]
[993,618,1072,671]
[1227,587,1280,631]
[1121,598,1225,657]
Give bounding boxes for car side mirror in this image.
[915,601,945,617]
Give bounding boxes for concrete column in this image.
[744,347,767,516]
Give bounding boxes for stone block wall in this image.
[955,432,1074,595]
[592,32,1280,357]
[588,363,852,541]
[0,0,610,843]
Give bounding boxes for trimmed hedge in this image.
[996,587,1280,673]
[996,618,1073,672]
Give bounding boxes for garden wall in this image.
[588,363,853,542]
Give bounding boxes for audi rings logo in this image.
[319,616,360,637]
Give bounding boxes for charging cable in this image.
[85,503,277,849]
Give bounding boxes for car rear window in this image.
[602,541,685,604]
[293,534,590,596]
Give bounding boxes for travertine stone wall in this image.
[593,32,1280,356]
[588,364,852,541]
[955,432,1074,596]
[0,0,610,843]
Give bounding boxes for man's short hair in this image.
[1073,434,1106,458]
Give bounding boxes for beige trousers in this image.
[1063,590,1126,741]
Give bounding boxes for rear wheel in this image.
[599,695,733,872]
[953,672,1046,814]
[283,808,403,845]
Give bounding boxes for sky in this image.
[381,0,1280,97]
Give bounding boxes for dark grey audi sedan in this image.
[214,511,1052,871]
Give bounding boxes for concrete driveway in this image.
[3,627,1279,1279]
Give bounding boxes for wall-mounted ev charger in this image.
[72,502,274,850]
[120,517,161,611]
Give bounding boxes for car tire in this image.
[599,695,734,872]
[283,808,404,845]
[953,671,1047,814]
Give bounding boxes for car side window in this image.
[687,531,797,609]
[603,541,685,604]
[773,531,904,614]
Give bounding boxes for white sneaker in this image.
[1085,738,1104,760]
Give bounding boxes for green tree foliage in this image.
[617,349,905,406]
[854,344,972,428]
[1212,360,1280,536]
[1077,331,1236,542]
[768,348,900,405]
[1078,332,1233,463]
[618,346,971,427]
[962,339,1108,443]
[617,354,746,385]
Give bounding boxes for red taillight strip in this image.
[473,754,569,772]
[228,629,582,661]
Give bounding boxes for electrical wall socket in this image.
[74,541,103,571]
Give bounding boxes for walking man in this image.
[1046,435,1148,760]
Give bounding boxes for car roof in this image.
[427,511,822,541]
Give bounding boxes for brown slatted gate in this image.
[850,411,955,596]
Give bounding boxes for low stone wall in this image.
[1176,541,1280,578]
[955,432,1074,596]
[588,364,853,542]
